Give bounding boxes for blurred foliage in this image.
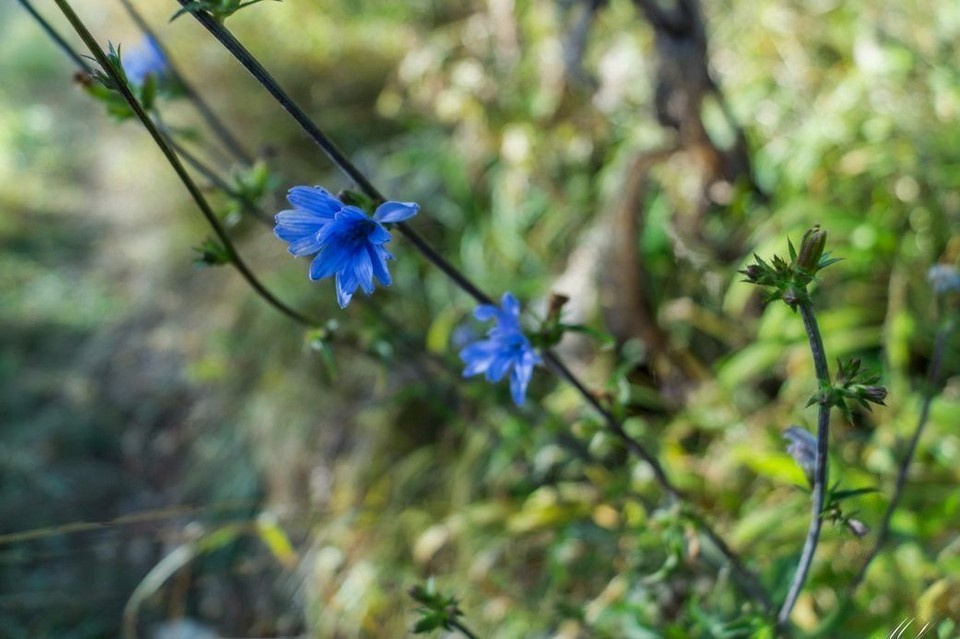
[2,0,960,637]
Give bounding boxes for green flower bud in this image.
[797,224,827,273]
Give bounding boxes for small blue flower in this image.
[274,186,419,308]
[460,293,541,406]
[122,36,168,86]
[783,425,817,487]
[927,264,960,295]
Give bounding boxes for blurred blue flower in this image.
[274,186,419,307]
[460,293,541,406]
[122,36,168,86]
[784,426,817,487]
[927,264,960,295]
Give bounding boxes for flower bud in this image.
[858,385,888,406]
[797,225,827,273]
[846,517,870,538]
[740,264,763,282]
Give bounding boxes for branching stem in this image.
[778,301,831,625]
[174,0,769,608]
[118,0,253,165]
[845,317,954,595]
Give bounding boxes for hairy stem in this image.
[845,317,954,595]
[778,301,831,625]
[53,0,317,329]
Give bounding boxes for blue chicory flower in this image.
[122,36,168,86]
[274,186,419,308]
[460,293,541,406]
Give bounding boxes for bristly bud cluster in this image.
[740,224,841,309]
[81,39,184,120]
[408,580,467,635]
[824,484,876,538]
[807,357,887,414]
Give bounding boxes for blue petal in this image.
[473,304,500,321]
[501,292,520,319]
[335,271,358,308]
[485,352,514,382]
[337,207,371,223]
[287,186,341,218]
[287,233,323,257]
[310,246,350,281]
[368,245,392,286]
[373,201,419,223]
[460,341,500,376]
[274,209,329,241]
[367,223,391,245]
[349,247,375,294]
[510,367,531,406]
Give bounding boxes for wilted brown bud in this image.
[547,292,570,322]
[740,264,762,282]
[73,71,94,88]
[797,224,827,273]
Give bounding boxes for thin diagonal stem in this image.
[845,317,955,595]
[53,0,316,329]
[778,301,831,626]
[118,0,253,165]
[451,620,480,639]
[176,0,770,608]
[17,0,92,72]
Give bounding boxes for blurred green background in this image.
[1,0,959,637]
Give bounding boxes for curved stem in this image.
[53,0,317,329]
[778,301,831,625]
[845,317,954,595]
[17,0,93,72]
[118,0,253,166]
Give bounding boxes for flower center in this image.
[345,218,378,245]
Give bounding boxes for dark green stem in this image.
[118,0,253,165]
[778,301,831,625]
[53,0,316,329]
[845,317,954,595]
[451,620,481,639]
